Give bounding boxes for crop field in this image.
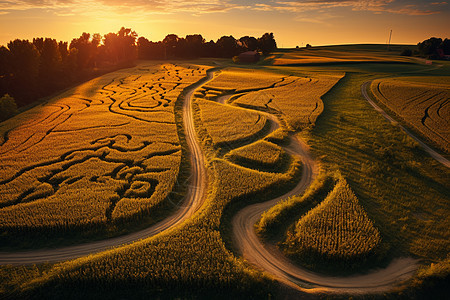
[1,45,450,299]
[256,171,335,238]
[225,140,287,171]
[203,68,291,91]
[283,175,381,263]
[0,62,209,235]
[233,73,343,130]
[196,99,268,147]
[269,45,415,66]
[370,76,450,153]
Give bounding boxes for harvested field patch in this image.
[225,140,287,171]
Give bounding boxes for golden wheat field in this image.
[196,99,268,147]
[233,73,343,130]
[225,140,285,168]
[0,62,209,230]
[203,68,290,91]
[283,175,381,260]
[270,48,414,65]
[370,76,450,152]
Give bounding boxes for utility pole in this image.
[387,29,392,51]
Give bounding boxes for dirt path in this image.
[230,92,419,293]
[361,81,449,168]
[0,69,217,265]
[0,70,420,295]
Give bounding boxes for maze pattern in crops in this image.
[0,63,209,230]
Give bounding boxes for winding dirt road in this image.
[0,69,420,296]
[361,81,449,168]
[229,88,419,293]
[0,68,217,265]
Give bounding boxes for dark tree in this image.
[7,39,40,104]
[0,46,12,97]
[239,36,258,51]
[185,34,205,58]
[216,36,239,58]
[38,38,63,92]
[441,38,450,55]
[70,32,98,70]
[0,94,18,121]
[258,33,277,55]
[417,37,442,58]
[203,40,218,58]
[137,37,165,60]
[163,34,180,58]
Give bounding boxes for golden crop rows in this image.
[270,48,413,65]
[371,77,449,152]
[22,145,302,295]
[197,99,268,147]
[284,176,381,260]
[225,140,285,168]
[2,66,342,296]
[204,69,289,91]
[233,74,343,131]
[0,62,208,231]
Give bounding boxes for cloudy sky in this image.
[0,0,449,47]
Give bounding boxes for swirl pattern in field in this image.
[0,63,209,232]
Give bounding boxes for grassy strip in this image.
[302,69,449,278]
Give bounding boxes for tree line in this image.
[417,37,450,59]
[401,37,450,58]
[0,27,276,117]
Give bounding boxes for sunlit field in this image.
[370,76,449,153]
[1,44,449,299]
[0,62,208,243]
[267,44,417,66]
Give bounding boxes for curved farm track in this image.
[0,69,419,296]
[226,81,419,294]
[0,69,216,265]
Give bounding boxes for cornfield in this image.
[0,62,208,232]
[225,140,286,170]
[284,177,381,260]
[233,73,343,131]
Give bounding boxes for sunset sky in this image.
[0,0,449,48]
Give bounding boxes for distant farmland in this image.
[371,76,449,153]
[0,45,449,299]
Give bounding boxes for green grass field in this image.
[1,45,449,299]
